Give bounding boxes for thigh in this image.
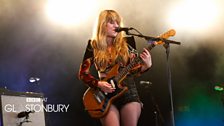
[100,104,120,126]
[120,102,141,126]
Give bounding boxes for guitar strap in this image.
[126,36,139,56]
[127,44,138,56]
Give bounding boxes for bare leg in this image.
[120,102,141,126]
[100,104,120,126]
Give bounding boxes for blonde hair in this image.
[91,10,129,71]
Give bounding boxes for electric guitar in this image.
[82,29,176,118]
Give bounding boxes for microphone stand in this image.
[141,81,165,126]
[164,42,176,126]
[125,29,180,126]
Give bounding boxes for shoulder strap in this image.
[128,44,138,55]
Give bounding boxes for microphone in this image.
[17,110,35,118]
[115,27,133,32]
[140,81,152,85]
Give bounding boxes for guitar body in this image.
[82,64,128,118]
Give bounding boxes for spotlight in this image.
[168,0,220,33]
[45,0,99,26]
[214,85,223,92]
[29,77,40,83]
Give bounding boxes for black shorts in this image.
[113,76,142,110]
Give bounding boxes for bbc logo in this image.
[26,98,41,102]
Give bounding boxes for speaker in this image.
[0,88,46,126]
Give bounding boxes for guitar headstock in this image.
[155,29,176,45]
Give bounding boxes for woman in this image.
[78,10,152,126]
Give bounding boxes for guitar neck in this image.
[115,42,156,81]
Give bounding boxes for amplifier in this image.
[0,88,46,126]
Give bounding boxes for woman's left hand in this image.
[140,48,152,71]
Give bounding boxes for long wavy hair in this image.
[91,10,129,71]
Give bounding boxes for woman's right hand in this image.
[98,81,115,93]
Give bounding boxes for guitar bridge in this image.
[110,80,116,89]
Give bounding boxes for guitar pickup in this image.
[94,91,105,104]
